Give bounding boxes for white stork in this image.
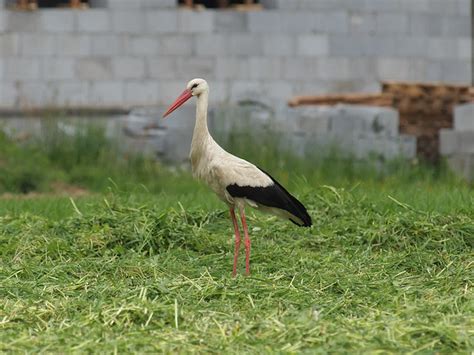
[163,78,312,276]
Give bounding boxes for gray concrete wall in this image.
[0,0,471,109]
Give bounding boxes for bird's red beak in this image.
[162,89,193,118]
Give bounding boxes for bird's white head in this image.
[163,78,208,118]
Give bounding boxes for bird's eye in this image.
[191,83,198,89]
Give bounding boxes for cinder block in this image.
[56,34,91,56]
[363,0,401,12]
[262,35,295,56]
[4,12,40,32]
[20,34,56,56]
[227,34,263,55]
[0,82,17,108]
[215,57,250,80]
[376,58,411,81]
[39,10,75,32]
[454,103,474,131]
[112,57,145,79]
[279,12,318,33]
[17,82,53,108]
[123,36,160,56]
[42,58,75,80]
[321,11,349,33]
[147,57,178,79]
[398,134,416,159]
[89,81,124,105]
[399,0,431,12]
[91,34,122,56]
[408,14,442,36]
[427,38,458,59]
[447,154,474,182]
[0,12,6,32]
[178,10,214,33]
[297,35,329,56]
[457,0,470,15]
[159,35,193,55]
[214,12,247,32]
[349,12,376,34]
[229,80,263,102]
[194,34,228,56]
[291,106,331,135]
[0,33,19,56]
[440,129,459,155]
[317,57,350,80]
[440,60,470,84]
[394,36,428,57]
[281,58,317,79]
[76,10,110,32]
[141,0,175,8]
[457,38,471,59]
[50,81,89,106]
[4,58,41,80]
[329,34,369,56]
[375,13,409,34]
[248,57,281,79]
[111,10,145,33]
[145,10,178,33]
[76,58,112,80]
[175,57,216,80]
[441,15,470,36]
[247,11,281,33]
[125,81,159,105]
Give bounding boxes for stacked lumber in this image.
[288,82,474,162]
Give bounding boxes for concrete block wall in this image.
[0,0,471,109]
[440,103,474,181]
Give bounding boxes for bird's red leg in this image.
[230,208,241,277]
[240,209,251,275]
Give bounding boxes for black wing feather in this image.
[226,168,312,227]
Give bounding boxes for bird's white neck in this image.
[190,91,212,158]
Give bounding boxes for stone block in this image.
[145,10,178,33]
[262,35,295,56]
[0,33,19,56]
[214,12,247,32]
[4,58,41,80]
[124,81,159,105]
[112,57,146,79]
[111,10,145,33]
[39,10,75,32]
[56,34,91,56]
[76,10,110,32]
[454,103,474,131]
[194,34,228,56]
[91,34,122,56]
[89,81,124,105]
[42,58,75,80]
[147,57,178,79]
[297,35,329,56]
[227,34,263,55]
[123,36,160,56]
[159,35,193,55]
[50,81,89,107]
[247,57,281,79]
[20,34,56,56]
[408,14,442,36]
[375,13,409,34]
[76,58,112,80]
[178,10,214,33]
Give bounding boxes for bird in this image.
[163,78,312,276]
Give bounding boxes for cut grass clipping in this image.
[1,188,472,353]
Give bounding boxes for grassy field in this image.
[0,123,473,353]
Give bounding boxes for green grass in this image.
[0,120,473,352]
